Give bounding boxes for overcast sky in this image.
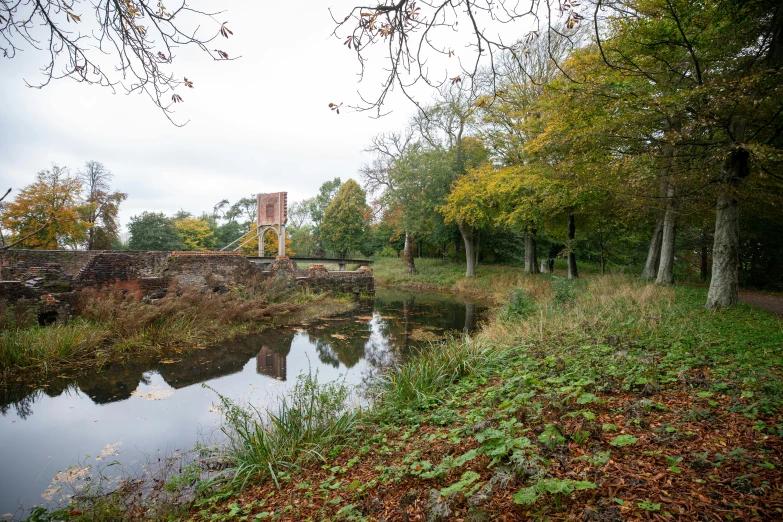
[1,0,425,232]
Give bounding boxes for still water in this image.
[0,289,484,517]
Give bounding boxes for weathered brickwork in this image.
[1,250,99,279]
[294,264,374,296]
[1,250,374,322]
[165,253,260,290]
[0,263,76,324]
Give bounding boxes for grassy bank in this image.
[42,269,783,521]
[0,287,356,385]
[372,257,535,303]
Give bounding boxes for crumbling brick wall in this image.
[165,252,259,290]
[1,250,100,279]
[73,252,170,298]
[1,250,375,322]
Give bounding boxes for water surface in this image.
[0,289,484,517]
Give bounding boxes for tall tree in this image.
[127,212,183,250]
[1,165,87,249]
[320,180,370,258]
[174,217,216,251]
[78,161,127,250]
[586,0,783,305]
[360,129,418,272]
[302,178,342,256]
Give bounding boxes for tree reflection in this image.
[0,291,485,419]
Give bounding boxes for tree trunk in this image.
[700,238,709,283]
[656,182,677,285]
[642,217,664,280]
[706,148,749,309]
[403,231,416,274]
[464,302,476,333]
[598,220,606,275]
[458,221,476,278]
[567,214,578,279]
[475,229,480,269]
[524,231,539,274]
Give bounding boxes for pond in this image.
[0,289,486,518]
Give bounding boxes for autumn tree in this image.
[1,0,236,122]
[127,212,183,250]
[320,179,370,258]
[1,165,87,249]
[174,217,216,251]
[577,0,783,305]
[361,129,419,272]
[78,161,127,250]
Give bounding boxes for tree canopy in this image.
[320,179,370,258]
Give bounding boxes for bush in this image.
[499,287,536,321]
[550,277,578,306]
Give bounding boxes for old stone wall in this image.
[0,264,76,324]
[1,250,374,323]
[165,252,259,290]
[1,250,100,279]
[73,252,171,295]
[294,271,374,296]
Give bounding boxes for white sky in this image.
[0,0,541,231]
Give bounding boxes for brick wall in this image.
[294,270,374,296]
[1,250,99,279]
[1,250,374,320]
[165,253,258,289]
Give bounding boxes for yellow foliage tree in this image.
[173,217,215,251]
[1,166,88,249]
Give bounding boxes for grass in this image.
[0,284,356,385]
[371,256,553,303]
[209,372,360,491]
[371,338,515,410]
[36,265,783,521]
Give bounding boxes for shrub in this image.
[550,277,578,306]
[499,287,536,321]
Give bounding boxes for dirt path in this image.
[678,281,783,317]
[739,289,783,317]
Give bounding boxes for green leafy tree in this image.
[127,212,183,250]
[320,179,369,258]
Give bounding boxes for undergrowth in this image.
[35,272,783,521]
[0,283,354,384]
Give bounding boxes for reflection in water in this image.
[0,293,484,418]
[0,289,486,517]
[256,346,287,381]
[465,302,476,332]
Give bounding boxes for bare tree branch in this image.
[0,0,237,124]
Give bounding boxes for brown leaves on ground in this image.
[200,377,783,521]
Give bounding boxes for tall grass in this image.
[0,285,351,383]
[0,322,107,373]
[211,372,360,490]
[373,337,515,409]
